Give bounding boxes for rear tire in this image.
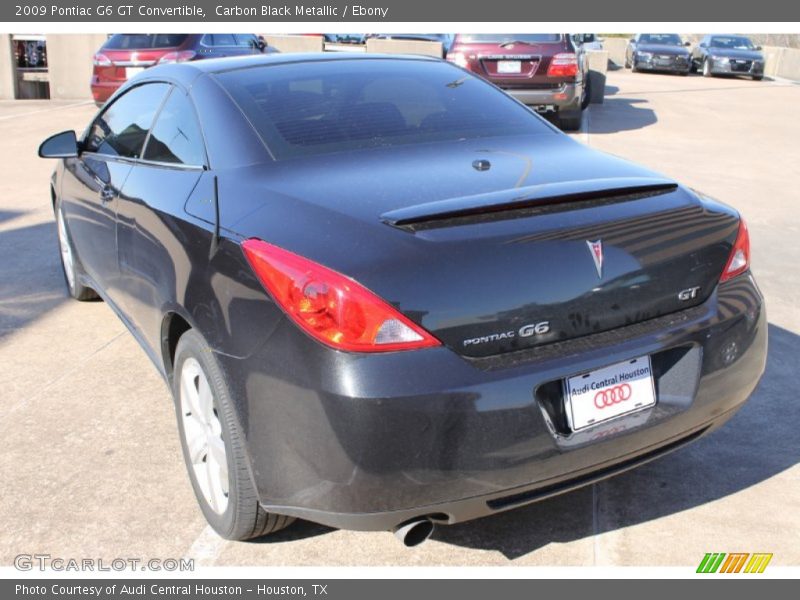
[559,108,583,131]
[172,329,294,540]
[55,197,98,301]
[580,76,591,110]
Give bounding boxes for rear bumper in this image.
[90,78,122,104]
[219,274,766,531]
[505,82,581,110]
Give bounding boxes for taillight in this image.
[720,219,751,283]
[158,50,197,64]
[241,239,440,352]
[547,53,578,77]
[447,52,471,70]
[93,53,112,67]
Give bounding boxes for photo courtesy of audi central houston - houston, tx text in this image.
[1,9,799,579]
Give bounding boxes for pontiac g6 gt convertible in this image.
[39,54,766,546]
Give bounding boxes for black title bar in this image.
[4,0,800,22]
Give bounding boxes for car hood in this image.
[637,44,690,56]
[708,48,763,60]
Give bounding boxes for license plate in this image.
[564,356,656,431]
[125,67,145,79]
[497,60,522,74]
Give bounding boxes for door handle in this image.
[100,185,116,203]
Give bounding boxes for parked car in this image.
[447,33,590,130]
[691,35,765,80]
[575,33,603,51]
[40,54,766,546]
[625,34,692,75]
[90,33,269,105]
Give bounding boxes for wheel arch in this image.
[161,310,193,379]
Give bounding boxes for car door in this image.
[115,85,207,354]
[59,82,170,298]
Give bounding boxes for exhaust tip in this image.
[393,518,434,547]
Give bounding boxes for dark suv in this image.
[91,34,268,105]
[447,33,589,130]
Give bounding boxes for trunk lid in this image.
[223,135,738,358]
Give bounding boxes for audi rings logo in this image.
[594,384,632,409]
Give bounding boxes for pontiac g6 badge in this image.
[587,239,604,278]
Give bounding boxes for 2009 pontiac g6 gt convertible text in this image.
[39,54,766,546]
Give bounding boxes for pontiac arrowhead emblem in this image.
[587,240,603,278]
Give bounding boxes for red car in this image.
[91,33,267,105]
[447,33,590,130]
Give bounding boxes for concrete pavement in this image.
[1,70,798,567]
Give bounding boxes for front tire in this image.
[702,58,714,77]
[55,197,98,301]
[173,329,294,540]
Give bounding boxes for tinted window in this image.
[216,59,554,160]
[204,34,237,47]
[235,34,259,48]
[103,34,188,49]
[709,36,755,50]
[638,34,683,46]
[457,34,561,44]
[143,89,206,166]
[85,83,170,159]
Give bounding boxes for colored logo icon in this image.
[696,552,773,573]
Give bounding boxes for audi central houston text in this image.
[39,53,766,545]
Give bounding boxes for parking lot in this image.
[1,69,798,567]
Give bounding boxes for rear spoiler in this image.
[381,177,679,229]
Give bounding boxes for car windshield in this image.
[638,34,683,46]
[457,34,562,44]
[216,58,554,160]
[709,36,755,50]
[103,34,188,49]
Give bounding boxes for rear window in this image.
[215,58,554,160]
[103,34,188,50]
[457,34,562,44]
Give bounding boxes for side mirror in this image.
[756,45,763,51]
[257,35,267,51]
[684,41,691,46]
[699,42,707,48]
[38,130,79,158]
[629,38,635,43]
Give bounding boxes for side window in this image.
[235,34,258,48]
[205,34,236,47]
[143,88,206,167]
[85,83,170,159]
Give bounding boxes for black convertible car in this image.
[39,54,766,546]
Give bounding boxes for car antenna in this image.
[209,175,221,259]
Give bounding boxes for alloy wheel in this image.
[180,357,229,514]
